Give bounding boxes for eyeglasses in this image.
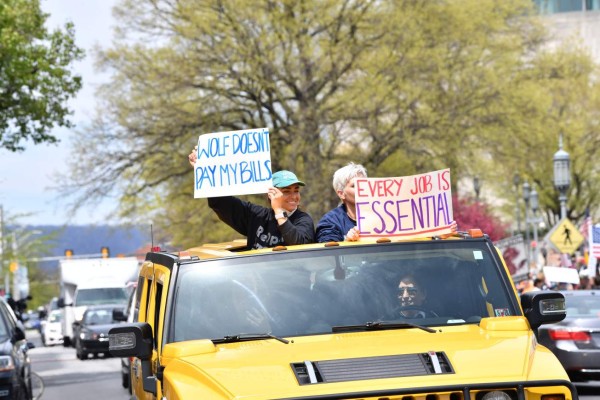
[398,287,418,297]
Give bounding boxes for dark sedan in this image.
[0,296,33,399]
[537,289,600,387]
[73,305,124,360]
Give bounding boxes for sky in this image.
[0,0,119,226]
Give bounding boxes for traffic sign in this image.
[548,218,584,254]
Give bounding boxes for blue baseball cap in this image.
[272,170,305,188]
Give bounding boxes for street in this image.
[26,330,129,400]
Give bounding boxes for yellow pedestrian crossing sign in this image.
[549,218,584,254]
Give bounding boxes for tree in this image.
[0,209,57,309]
[452,195,510,242]
[480,43,600,228]
[0,0,84,152]
[55,0,599,249]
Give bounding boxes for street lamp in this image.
[530,186,540,270]
[522,181,531,265]
[553,134,570,220]
[513,174,521,234]
[473,176,481,201]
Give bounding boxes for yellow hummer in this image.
[109,230,576,399]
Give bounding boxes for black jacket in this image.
[208,196,315,249]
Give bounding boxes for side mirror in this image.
[112,307,127,322]
[57,298,65,308]
[521,290,566,330]
[109,322,153,359]
[110,323,156,395]
[12,325,26,343]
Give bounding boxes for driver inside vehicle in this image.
[395,273,438,319]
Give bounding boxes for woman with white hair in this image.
[316,162,367,243]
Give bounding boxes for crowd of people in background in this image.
[518,247,600,293]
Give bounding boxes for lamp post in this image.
[553,134,570,220]
[530,187,540,270]
[473,176,481,201]
[513,174,521,234]
[522,181,531,265]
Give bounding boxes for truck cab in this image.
[57,257,140,346]
[110,231,575,399]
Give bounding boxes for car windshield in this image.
[75,288,129,306]
[563,293,600,319]
[48,311,61,323]
[84,308,115,325]
[0,315,8,340]
[170,240,520,342]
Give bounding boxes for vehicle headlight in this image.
[479,391,514,400]
[0,355,15,372]
[80,330,98,340]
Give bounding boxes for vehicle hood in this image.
[85,323,117,335]
[160,317,568,399]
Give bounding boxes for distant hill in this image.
[25,225,151,272]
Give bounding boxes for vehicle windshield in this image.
[48,311,61,323]
[75,288,129,306]
[170,240,520,342]
[84,308,116,325]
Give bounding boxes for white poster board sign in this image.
[355,168,454,239]
[194,128,272,198]
[543,266,580,284]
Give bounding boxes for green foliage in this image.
[26,266,58,311]
[0,0,84,151]
[55,0,600,248]
[0,210,58,308]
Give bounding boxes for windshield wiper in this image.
[212,333,289,344]
[332,321,438,333]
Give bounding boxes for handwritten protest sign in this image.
[355,168,454,239]
[194,128,272,198]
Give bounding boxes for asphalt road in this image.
[26,329,129,400]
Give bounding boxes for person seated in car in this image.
[395,273,438,319]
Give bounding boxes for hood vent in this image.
[292,352,453,385]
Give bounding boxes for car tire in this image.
[122,371,129,389]
[75,340,87,360]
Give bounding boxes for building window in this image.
[534,0,600,13]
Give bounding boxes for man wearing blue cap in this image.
[189,148,315,249]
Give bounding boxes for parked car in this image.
[73,304,123,360]
[537,289,600,387]
[113,283,139,393]
[0,296,33,399]
[41,310,64,346]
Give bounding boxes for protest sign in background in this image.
[194,128,272,198]
[494,234,528,279]
[355,168,454,239]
